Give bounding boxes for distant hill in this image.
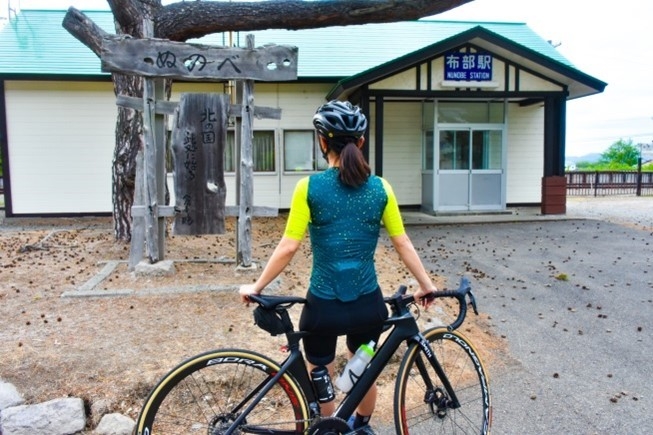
[565,153,601,164]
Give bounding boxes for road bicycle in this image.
[134,277,491,434]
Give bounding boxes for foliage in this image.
[599,139,640,166]
[573,139,652,171]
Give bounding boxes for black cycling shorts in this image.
[299,287,388,366]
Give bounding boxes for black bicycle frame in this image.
[332,310,461,420]
[223,306,462,434]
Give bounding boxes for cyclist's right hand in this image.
[413,286,437,309]
[239,284,261,306]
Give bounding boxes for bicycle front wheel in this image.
[135,348,310,435]
[394,328,491,435]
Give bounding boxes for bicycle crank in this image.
[208,413,242,435]
[307,417,351,435]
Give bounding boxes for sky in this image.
[1,0,652,158]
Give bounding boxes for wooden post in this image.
[139,18,168,262]
[142,76,160,261]
[237,34,255,268]
[129,149,145,270]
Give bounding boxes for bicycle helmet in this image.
[313,100,367,139]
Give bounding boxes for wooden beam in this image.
[101,37,298,82]
[116,94,281,119]
[131,205,177,217]
[226,206,277,217]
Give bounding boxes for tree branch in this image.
[63,0,474,50]
[155,0,474,41]
[61,6,112,56]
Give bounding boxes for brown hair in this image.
[326,137,370,188]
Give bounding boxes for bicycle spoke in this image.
[135,350,309,434]
[395,329,491,435]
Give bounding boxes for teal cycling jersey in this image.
[284,167,405,302]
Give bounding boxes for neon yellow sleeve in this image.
[283,177,311,240]
[381,177,405,237]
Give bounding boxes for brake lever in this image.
[467,290,479,315]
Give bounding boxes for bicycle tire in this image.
[135,348,310,435]
[394,328,491,435]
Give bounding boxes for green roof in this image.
[0,10,114,77]
[0,9,577,79]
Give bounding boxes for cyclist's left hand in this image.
[239,284,261,305]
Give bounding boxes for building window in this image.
[437,101,504,123]
[225,132,235,172]
[225,130,276,173]
[283,130,328,172]
[423,130,434,170]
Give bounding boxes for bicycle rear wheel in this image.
[135,348,310,435]
[394,328,491,435]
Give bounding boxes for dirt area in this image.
[0,215,506,427]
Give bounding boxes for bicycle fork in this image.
[412,333,461,416]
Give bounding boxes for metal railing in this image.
[566,171,653,196]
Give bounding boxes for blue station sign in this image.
[444,52,493,81]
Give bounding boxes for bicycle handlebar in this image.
[386,276,478,331]
[248,276,478,331]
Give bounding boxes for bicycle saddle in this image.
[249,294,307,310]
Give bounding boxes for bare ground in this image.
[0,215,506,429]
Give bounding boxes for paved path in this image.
[400,196,652,434]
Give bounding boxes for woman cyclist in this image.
[239,100,438,433]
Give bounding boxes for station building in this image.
[0,10,606,217]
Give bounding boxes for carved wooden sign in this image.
[101,37,298,82]
[171,93,229,235]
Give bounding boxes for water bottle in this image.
[311,366,335,403]
[335,341,376,393]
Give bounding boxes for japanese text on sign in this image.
[444,52,493,81]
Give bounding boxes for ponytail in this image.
[335,139,370,188]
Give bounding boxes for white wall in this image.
[380,102,423,205]
[505,103,544,203]
[5,81,115,214]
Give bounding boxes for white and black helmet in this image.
[313,100,367,139]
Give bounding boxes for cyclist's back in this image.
[291,169,393,302]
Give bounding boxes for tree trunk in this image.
[111,74,143,242]
[108,0,162,241]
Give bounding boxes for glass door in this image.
[437,128,503,211]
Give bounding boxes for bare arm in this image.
[390,233,438,306]
[239,236,301,302]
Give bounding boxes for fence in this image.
[566,171,653,196]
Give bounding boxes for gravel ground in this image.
[565,195,653,230]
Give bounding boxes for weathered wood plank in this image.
[225,206,277,217]
[129,149,146,271]
[237,35,256,268]
[171,93,228,235]
[142,77,160,261]
[230,104,281,120]
[131,205,177,217]
[116,95,281,119]
[101,37,298,82]
[116,94,178,115]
